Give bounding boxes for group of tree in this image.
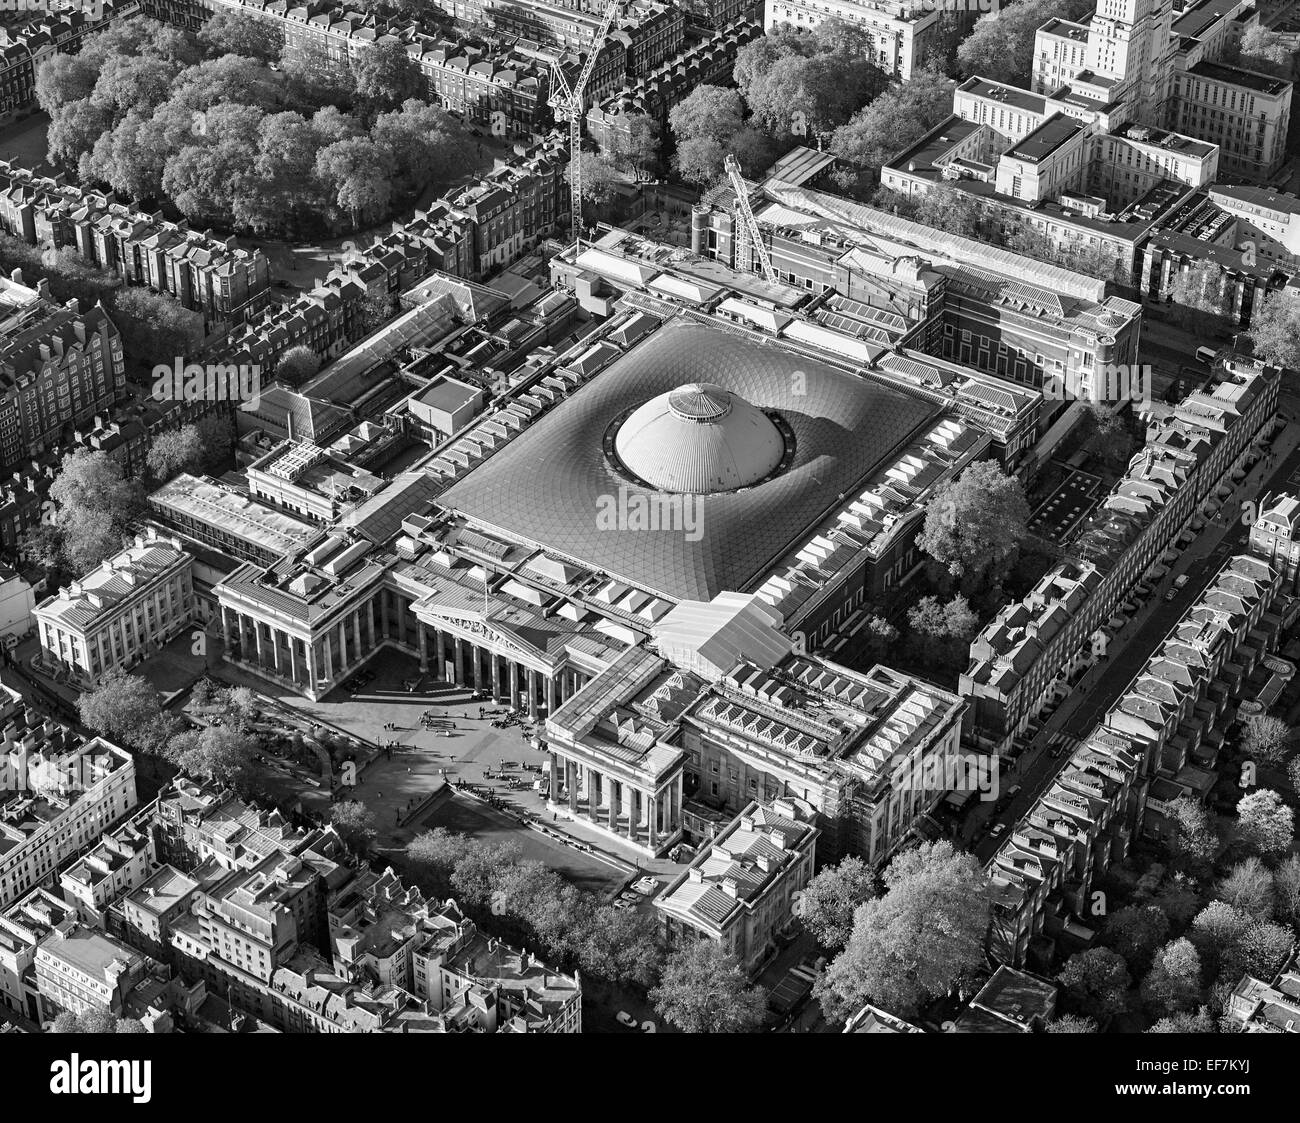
[735,22,890,143]
[669,84,778,186]
[145,417,234,483]
[1245,291,1300,371]
[275,344,324,388]
[813,841,990,1022]
[829,64,955,192]
[50,1010,146,1033]
[606,114,661,183]
[1226,24,1296,79]
[1062,785,1300,1030]
[38,17,469,237]
[1240,713,1294,768]
[795,854,876,951]
[1166,260,1231,334]
[406,828,662,989]
[956,0,1094,86]
[1076,405,1138,474]
[331,799,379,856]
[649,942,768,1033]
[917,459,1031,595]
[23,449,145,576]
[905,594,980,673]
[79,667,259,787]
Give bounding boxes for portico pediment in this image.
[417,603,547,667]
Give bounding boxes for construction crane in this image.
[725,154,777,285]
[549,0,622,247]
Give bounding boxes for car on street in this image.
[1165,574,1190,600]
[616,1011,637,1028]
[989,822,1007,841]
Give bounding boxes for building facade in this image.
[35,530,196,687]
[655,798,817,976]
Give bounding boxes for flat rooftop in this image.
[1190,59,1291,95]
[1172,0,1244,39]
[150,474,318,557]
[958,77,1048,116]
[1008,114,1083,163]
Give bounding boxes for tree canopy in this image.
[917,460,1030,590]
[795,856,874,951]
[649,941,767,1033]
[1245,292,1300,370]
[814,841,988,1021]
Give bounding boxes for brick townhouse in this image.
[0,161,271,329]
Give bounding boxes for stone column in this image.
[417,622,428,672]
[473,643,484,692]
[289,635,298,686]
[491,653,501,699]
[607,780,619,831]
[453,635,464,685]
[367,601,376,649]
[567,761,578,813]
[627,788,639,843]
[323,633,334,684]
[648,795,658,850]
[270,627,281,674]
[434,629,446,679]
[253,620,264,668]
[546,674,557,715]
[509,661,520,710]
[337,619,349,671]
[527,668,539,720]
[221,606,232,649]
[587,768,600,819]
[381,588,391,639]
[307,645,320,694]
[549,752,559,802]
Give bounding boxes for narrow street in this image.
[968,384,1300,862]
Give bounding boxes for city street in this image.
[969,386,1300,862]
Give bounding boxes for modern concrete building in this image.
[655,798,817,976]
[34,530,196,687]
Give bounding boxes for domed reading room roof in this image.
[612,383,786,493]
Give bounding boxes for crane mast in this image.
[725,154,777,285]
[549,0,622,247]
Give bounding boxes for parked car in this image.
[616,1011,637,1028]
[989,822,1007,840]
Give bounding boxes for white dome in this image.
[613,383,785,494]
